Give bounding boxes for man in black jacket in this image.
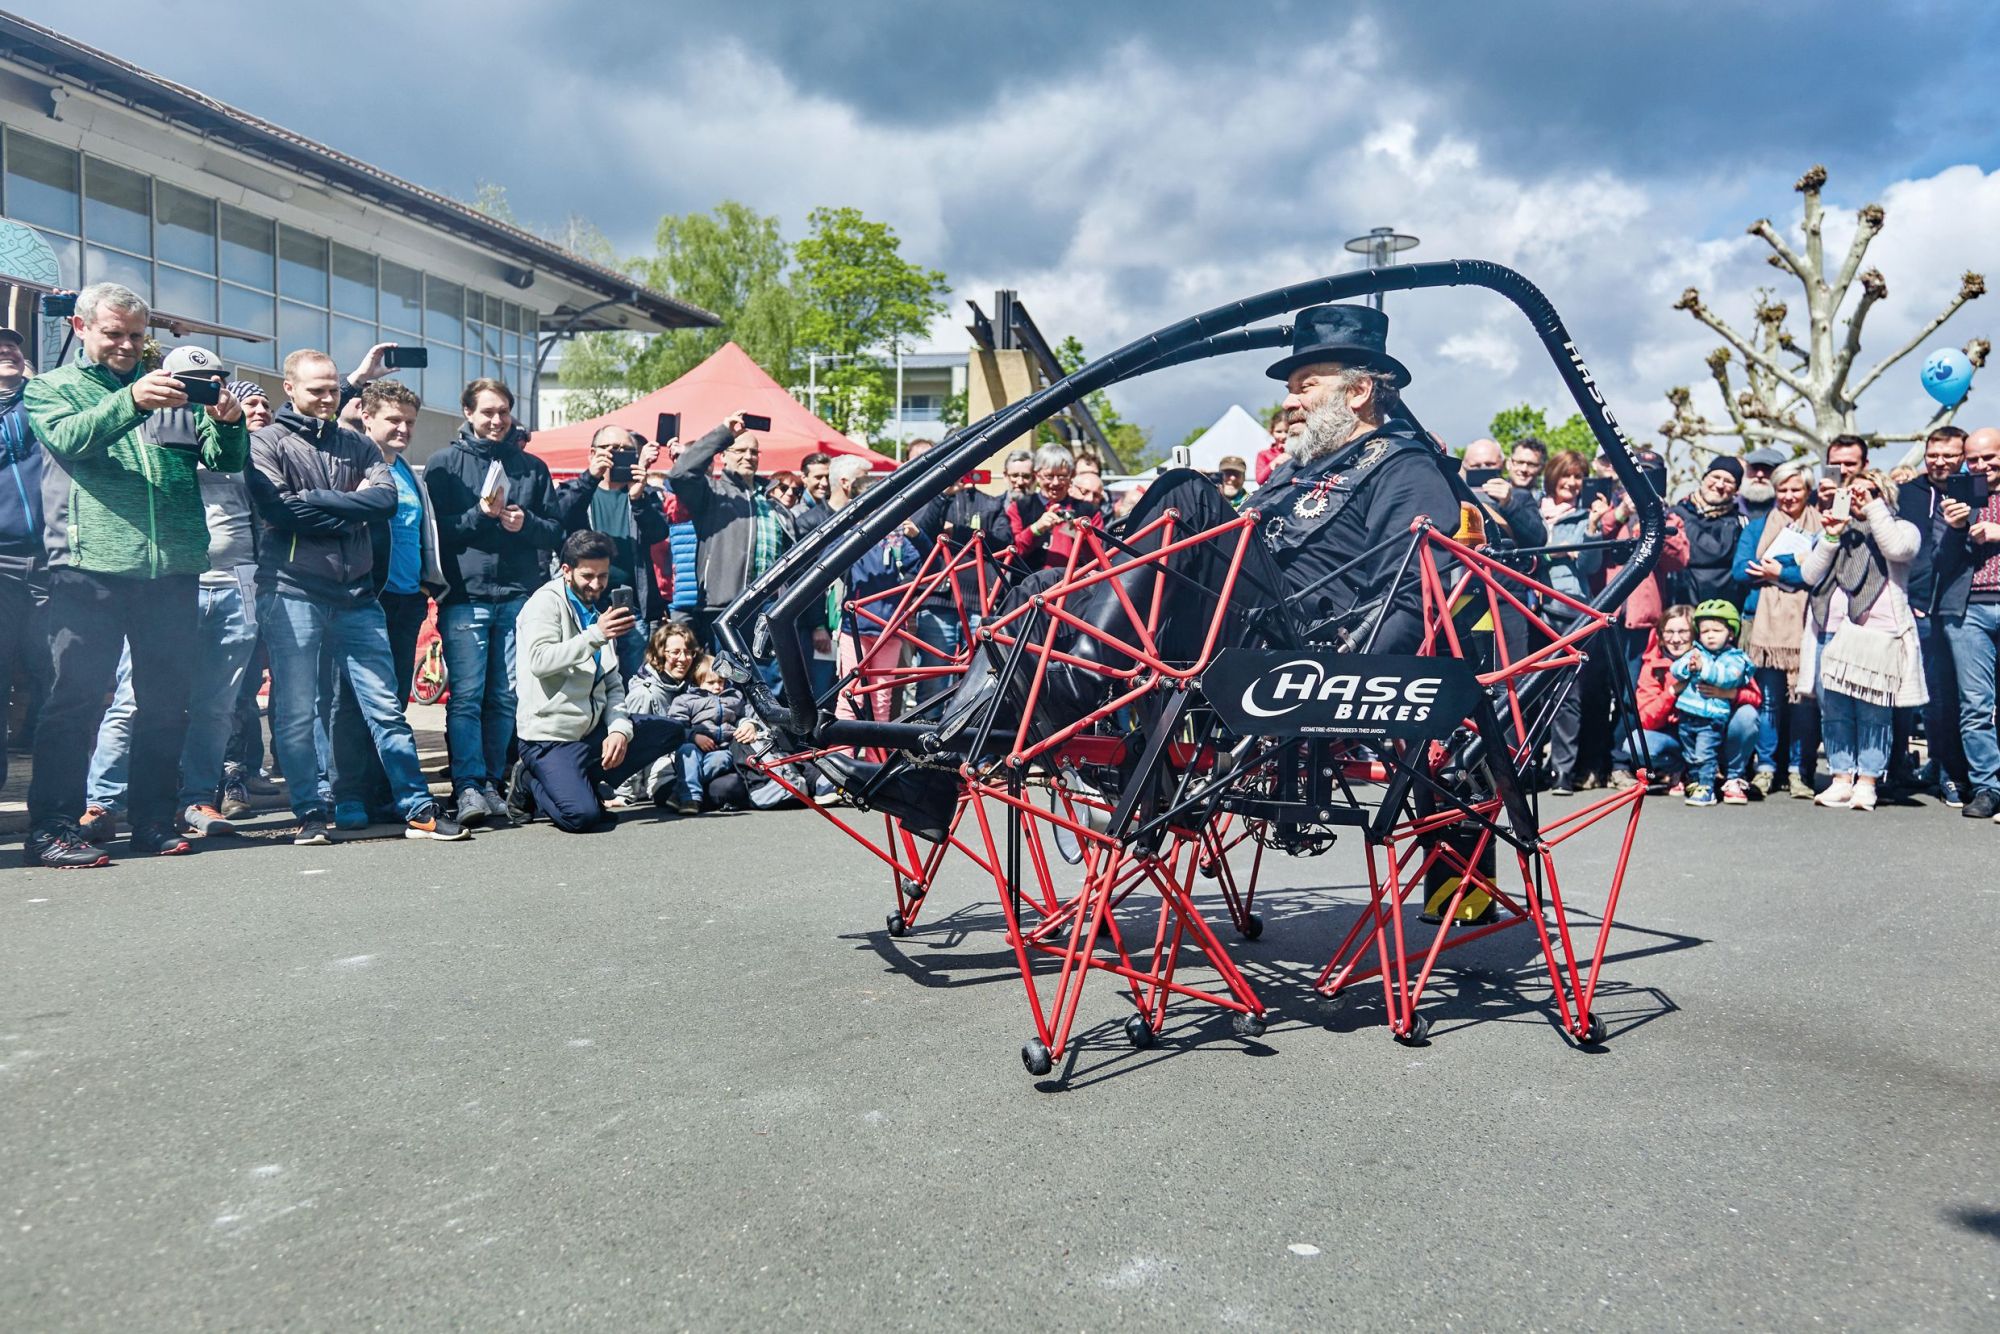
[553,424,668,681]
[1899,425,1972,805]
[424,377,563,824]
[248,350,466,845]
[1672,455,1748,607]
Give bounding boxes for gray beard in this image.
[1285,395,1363,465]
[1740,478,1775,506]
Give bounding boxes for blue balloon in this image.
[1921,347,1974,406]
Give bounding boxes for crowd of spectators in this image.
[5,282,1992,869]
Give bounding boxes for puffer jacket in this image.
[26,355,249,577]
[622,663,692,718]
[247,407,396,606]
[664,683,744,743]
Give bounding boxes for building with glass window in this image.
[0,13,717,460]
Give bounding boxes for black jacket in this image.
[553,475,670,624]
[247,408,396,606]
[911,485,1015,612]
[424,424,564,604]
[1672,497,1747,608]
[1910,479,2000,619]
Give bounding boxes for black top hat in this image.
[1265,303,1411,387]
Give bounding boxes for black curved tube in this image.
[721,260,1664,741]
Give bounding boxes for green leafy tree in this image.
[1489,402,1599,459]
[1040,334,1156,468]
[792,207,949,437]
[626,201,798,393]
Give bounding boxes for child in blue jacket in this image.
[1670,599,1756,806]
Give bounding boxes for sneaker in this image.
[1815,778,1854,809]
[1750,770,1774,797]
[1963,788,1999,820]
[1721,778,1750,805]
[79,803,117,846]
[454,785,493,828]
[22,821,111,869]
[247,768,283,796]
[811,775,842,806]
[180,803,236,837]
[1667,779,1685,797]
[404,803,470,841]
[673,797,704,816]
[131,822,193,856]
[1577,772,1607,792]
[1607,769,1638,791]
[1549,773,1576,796]
[220,775,254,820]
[1850,782,1878,812]
[503,759,535,823]
[480,782,513,825]
[292,812,334,846]
[1683,783,1717,807]
[1940,775,1965,808]
[333,800,372,831]
[1789,774,1817,799]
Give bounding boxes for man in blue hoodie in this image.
[0,327,42,789]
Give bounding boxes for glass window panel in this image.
[278,300,327,358]
[5,132,80,233]
[84,246,151,300]
[155,266,216,324]
[506,330,523,374]
[481,318,501,361]
[501,302,519,335]
[464,319,483,367]
[220,206,274,289]
[35,229,80,287]
[330,244,375,319]
[330,316,378,377]
[277,226,328,305]
[379,259,422,332]
[84,158,151,254]
[481,294,501,327]
[424,277,463,347]
[153,183,216,273]
[428,345,463,403]
[220,284,276,368]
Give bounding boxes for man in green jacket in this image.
[23,282,248,869]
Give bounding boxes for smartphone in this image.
[1578,477,1617,508]
[605,586,638,615]
[382,346,429,370]
[1828,489,1852,522]
[609,446,638,485]
[172,373,222,406]
[656,412,680,445]
[1464,467,1502,489]
[740,412,772,432]
[1946,472,1991,507]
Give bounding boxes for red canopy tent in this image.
[528,341,897,477]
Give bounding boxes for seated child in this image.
[1669,599,1755,808]
[664,660,749,814]
[614,620,700,806]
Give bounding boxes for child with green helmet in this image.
[1670,599,1755,806]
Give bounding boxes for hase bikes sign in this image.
[1203,650,1481,740]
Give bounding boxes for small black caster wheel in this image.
[1021,1039,1053,1076]
[1197,858,1219,879]
[1393,1013,1432,1047]
[1240,912,1263,941]
[898,876,925,901]
[1579,1014,1608,1045]
[886,912,908,937]
[1124,1014,1157,1049]
[1231,1011,1266,1039]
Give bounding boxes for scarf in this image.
[1746,506,1820,677]
[1808,528,1889,632]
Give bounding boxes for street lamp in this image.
[1342,227,1421,311]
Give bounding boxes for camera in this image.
[172,373,223,406]
[39,291,77,319]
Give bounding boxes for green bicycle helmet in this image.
[1691,598,1741,637]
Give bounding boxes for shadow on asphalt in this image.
[839,880,1707,1086]
[1947,1206,2000,1242]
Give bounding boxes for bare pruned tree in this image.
[1660,164,1987,466]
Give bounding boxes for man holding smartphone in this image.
[510,529,687,831]
[554,424,666,679]
[1936,427,2000,818]
[667,413,795,648]
[22,283,248,868]
[1899,425,1973,806]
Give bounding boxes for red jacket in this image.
[1254,442,1288,485]
[1634,625,1762,731]
[1599,508,1690,630]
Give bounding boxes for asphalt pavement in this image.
[3,786,1997,1330]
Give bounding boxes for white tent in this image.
[1181,404,1269,473]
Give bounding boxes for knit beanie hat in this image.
[226,379,268,406]
[1703,455,1745,487]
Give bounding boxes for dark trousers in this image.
[1548,612,1614,780]
[332,590,430,811]
[1911,615,1968,788]
[516,715,685,832]
[227,637,269,775]
[0,558,49,787]
[30,568,197,831]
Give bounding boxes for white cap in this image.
[161,345,223,376]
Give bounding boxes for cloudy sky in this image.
[21,0,1999,451]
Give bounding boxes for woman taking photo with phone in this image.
[1796,469,1925,811]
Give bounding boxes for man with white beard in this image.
[1740,447,1785,521]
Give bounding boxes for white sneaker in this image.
[1815,777,1855,809]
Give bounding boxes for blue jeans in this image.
[88,570,260,812]
[1820,687,1894,779]
[1618,704,1757,780]
[911,607,963,707]
[676,742,735,804]
[1942,603,2000,792]
[440,596,523,789]
[261,593,434,819]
